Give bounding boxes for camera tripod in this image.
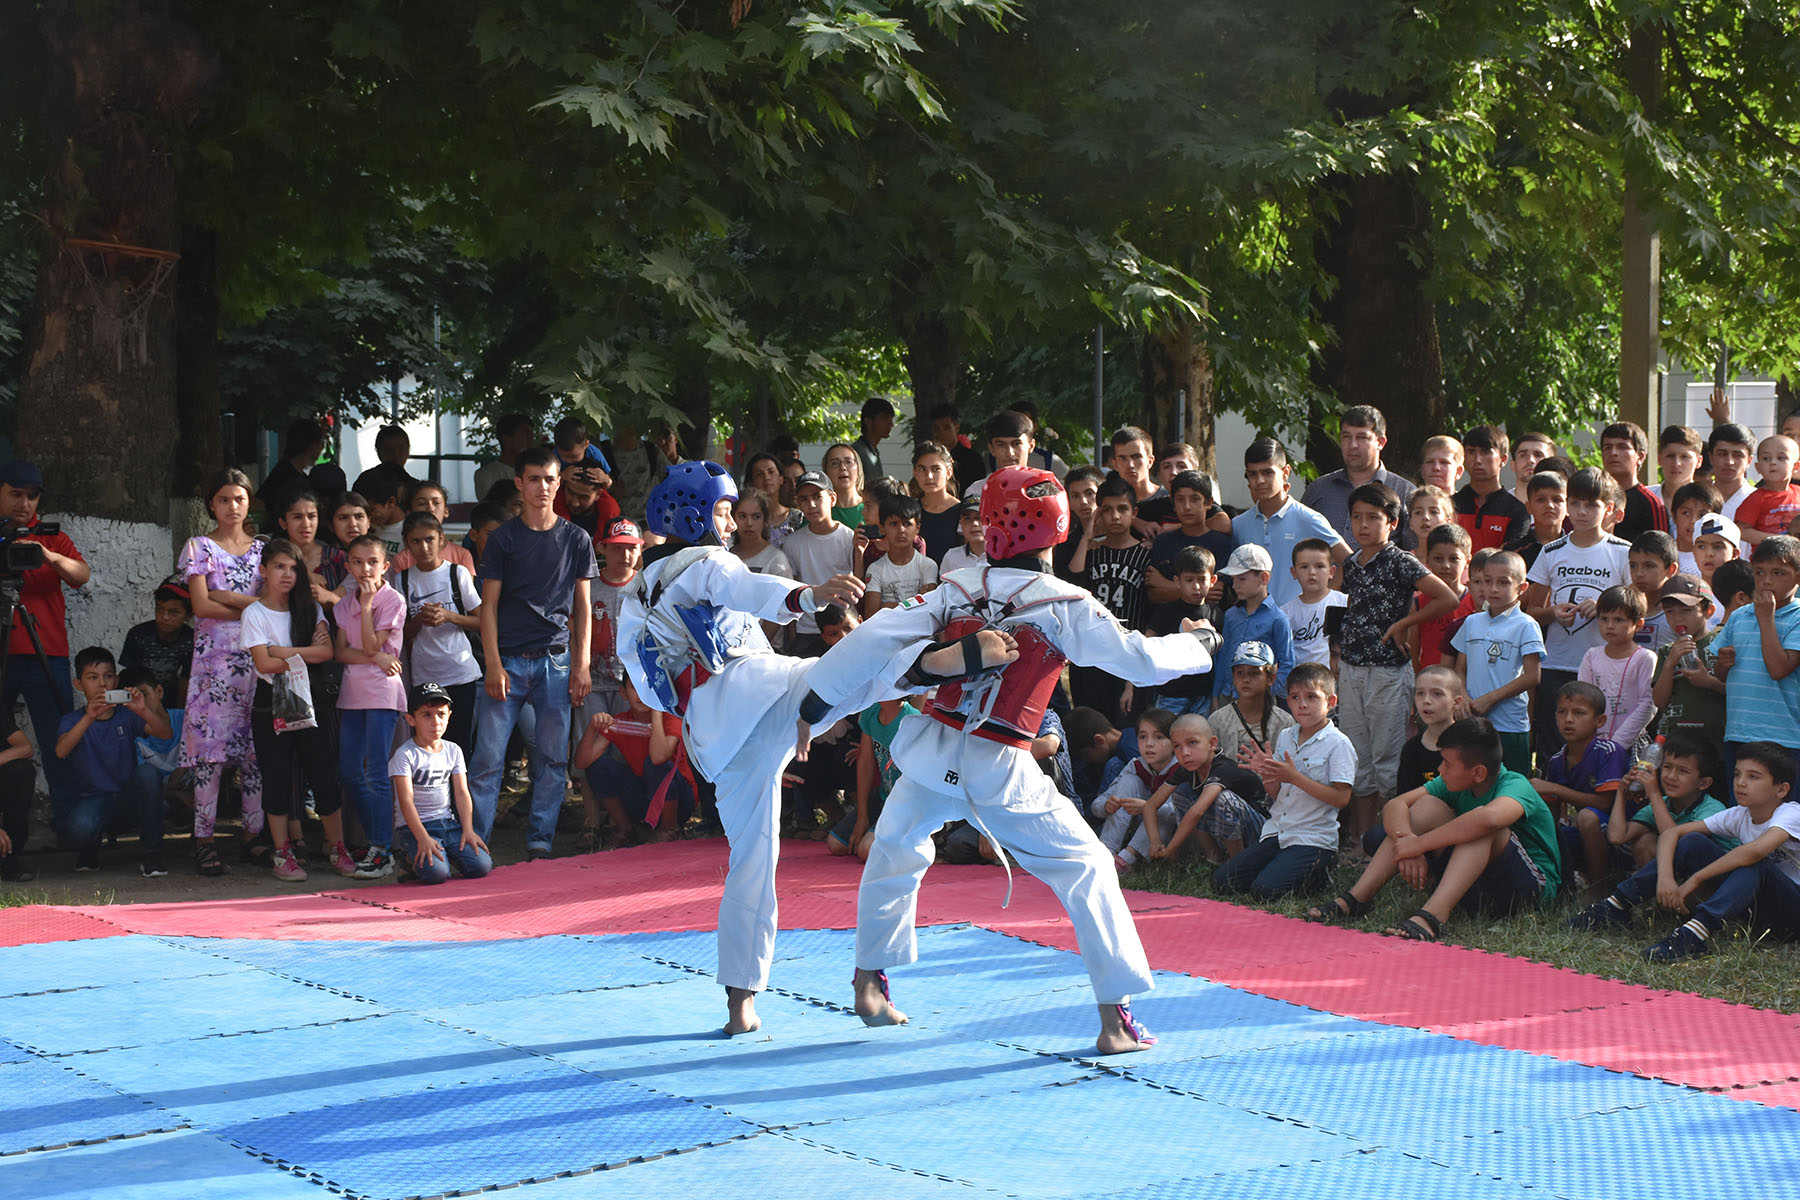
[0,577,62,704]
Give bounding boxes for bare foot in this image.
[853,968,908,1026]
[724,986,761,1036]
[920,629,1019,679]
[1095,1003,1155,1055]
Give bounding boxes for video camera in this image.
[0,520,55,577]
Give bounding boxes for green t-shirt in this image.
[1628,791,1738,850]
[1652,626,1726,744]
[1425,767,1563,901]
[858,701,918,797]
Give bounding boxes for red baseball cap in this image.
[598,517,644,546]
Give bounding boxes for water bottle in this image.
[1627,736,1665,796]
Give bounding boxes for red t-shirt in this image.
[605,710,694,789]
[1733,484,1800,538]
[12,524,82,659]
[1413,588,1478,670]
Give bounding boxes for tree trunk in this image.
[1137,313,1216,473]
[672,365,713,460]
[17,0,217,519]
[899,314,964,417]
[174,223,223,499]
[1309,168,1446,479]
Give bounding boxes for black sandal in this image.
[240,836,275,869]
[195,842,228,877]
[1384,909,1444,942]
[1305,891,1371,923]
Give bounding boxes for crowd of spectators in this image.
[2,397,1797,968]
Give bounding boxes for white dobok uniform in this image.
[620,546,900,992]
[804,564,1212,1005]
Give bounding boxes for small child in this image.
[782,471,857,656]
[1734,435,1800,547]
[1711,559,1755,617]
[1337,483,1457,837]
[573,675,696,844]
[1607,733,1731,869]
[1451,551,1543,776]
[1092,709,1177,871]
[1138,712,1266,864]
[1649,574,1725,748]
[1627,531,1680,651]
[1532,680,1629,887]
[1691,513,1740,591]
[1207,641,1297,768]
[862,494,938,615]
[1714,535,1800,781]
[1069,475,1152,633]
[1526,467,1630,771]
[1578,585,1658,749]
[585,517,644,739]
[1281,538,1346,669]
[1411,523,1475,671]
[1065,705,1140,803]
[395,512,483,751]
[1215,663,1358,898]
[941,499,986,574]
[1570,740,1799,963]
[1407,484,1455,551]
[334,534,408,879]
[118,667,182,783]
[53,647,171,875]
[1141,546,1222,715]
[1308,717,1562,939]
[389,683,492,885]
[119,581,193,708]
[829,696,919,860]
[1669,481,1721,576]
[1508,470,1568,571]
[1399,665,1467,795]
[1210,545,1295,706]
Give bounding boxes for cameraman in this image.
[0,461,90,822]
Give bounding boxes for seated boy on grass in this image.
[1307,716,1562,942]
[1136,712,1266,865]
[1571,740,1799,963]
[1606,732,1733,869]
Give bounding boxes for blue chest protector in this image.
[632,547,774,715]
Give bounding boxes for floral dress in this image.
[176,535,265,768]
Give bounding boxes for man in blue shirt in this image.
[1301,406,1418,547]
[1233,438,1349,611]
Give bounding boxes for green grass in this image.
[1,886,115,909]
[1125,857,1800,1014]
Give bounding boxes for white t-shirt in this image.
[865,551,939,608]
[1281,590,1346,667]
[396,562,482,687]
[736,544,794,578]
[1702,801,1800,886]
[941,545,984,573]
[1262,722,1357,851]
[1527,533,1631,672]
[239,601,312,684]
[388,739,466,828]
[1719,480,1756,524]
[782,523,857,633]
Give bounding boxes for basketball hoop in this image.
[61,236,181,370]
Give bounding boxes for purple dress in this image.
[176,535,265,767]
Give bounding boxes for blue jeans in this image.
[1213,836,1336,899]
[584,744,694,827]
[393,815,493,885]
[470,653,571,850]
[55,762,163,851]
[1616,832,1800,937]
[339,709,400,850]
[4,654,76,808]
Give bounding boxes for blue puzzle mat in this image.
[2,926,1796,1199]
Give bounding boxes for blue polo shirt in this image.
[1231,497,1344,610]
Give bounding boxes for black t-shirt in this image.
[1176,756,1268,813]
[920,503,963,564]
[478,517,599,653]
[1147,600,1221,699]
[121,620,193,693]
[1397,735,1444,795]
[1148,528,1237,580]
[1617,484,1669,543]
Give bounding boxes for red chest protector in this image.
[927,568,1082,749]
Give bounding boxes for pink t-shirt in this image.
[334,585,407,711]
[1577,645,1658,748]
